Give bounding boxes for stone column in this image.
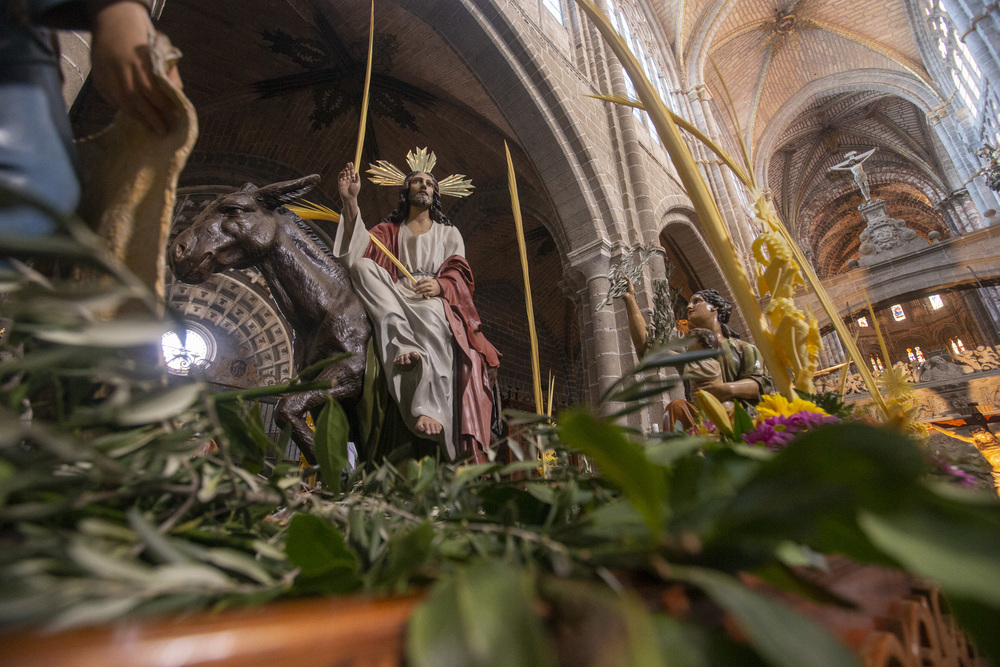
[939,0,1000,103]
[604,45,658,242]
[684,84,756,276]
[563,241,676,432]
[564,244,623,409]
[927,107,1000,221]
[937,188,983,233]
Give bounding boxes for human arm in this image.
[705,339,772,402]
[88,1,182,135]
[623,278,648,359]
[333,163,377,266]
[413,224,464,297]
[703,378,761,402]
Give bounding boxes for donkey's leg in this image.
[275,388,331,463]
[326,350,367,405]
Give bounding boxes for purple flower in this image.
[786,411,839,430]
[929,455,979,488]
[743,411,839,450]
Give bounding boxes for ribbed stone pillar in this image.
[685,84,756,275]
[939,0,1000,102]
[928,108,1000,222]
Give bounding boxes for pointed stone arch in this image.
[754,69,944,181]
[659,207,750,339]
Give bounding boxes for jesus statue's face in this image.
[408,172,436,208]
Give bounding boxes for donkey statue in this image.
[169,175,371,462]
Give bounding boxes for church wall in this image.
[477,279,582,413]
[403,0,721,423]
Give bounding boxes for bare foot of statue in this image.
[416,415,443,435]
[394,351,419,371]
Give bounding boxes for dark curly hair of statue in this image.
[693,288,741,339]
[381,171,453,226]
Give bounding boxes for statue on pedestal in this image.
[829,148,877,201]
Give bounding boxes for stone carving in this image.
[954,345,1000,371]
[815,344,1000,397]
[813,344,1000,426]
[917,355,969,382]
[856,199,926,266]
[974,143,1000,193]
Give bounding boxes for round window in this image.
[161,324,215,375]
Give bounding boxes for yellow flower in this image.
[755,393,828,419]
[696,390,733,437]
[536,449,558,476]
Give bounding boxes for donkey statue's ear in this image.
[256,175,321,208]
[238,183,259,193]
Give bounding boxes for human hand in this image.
[90,2,181,136]
[414,278,442,298]
[338,163,361,202]
[624,277,636,300]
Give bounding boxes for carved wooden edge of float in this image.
[861,585,985,667]
[1,594,421,667]
[0,579,985,666]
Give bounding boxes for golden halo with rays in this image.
[366,147,475,198]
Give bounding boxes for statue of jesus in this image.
[333,160,500,463]
[829,148,877,201]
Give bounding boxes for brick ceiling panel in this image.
[647,0,938,202]
[751,35,913,145]
[805,0,923,64]
[714,0,784,41]
[702,34,767,117]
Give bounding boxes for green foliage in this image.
[731,401,754,439]
[285,514,361,594]
[1,230,999,665]
[795,391,853,419]
[559,409,666,538]
[314,397,350,493]
[408,561,557,667]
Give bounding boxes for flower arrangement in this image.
[743,394,840,450]
[687,386,992,497]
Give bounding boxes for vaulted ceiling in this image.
[646,0,934,147]
[643,0,951,274]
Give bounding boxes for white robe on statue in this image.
[333,210,464,455]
